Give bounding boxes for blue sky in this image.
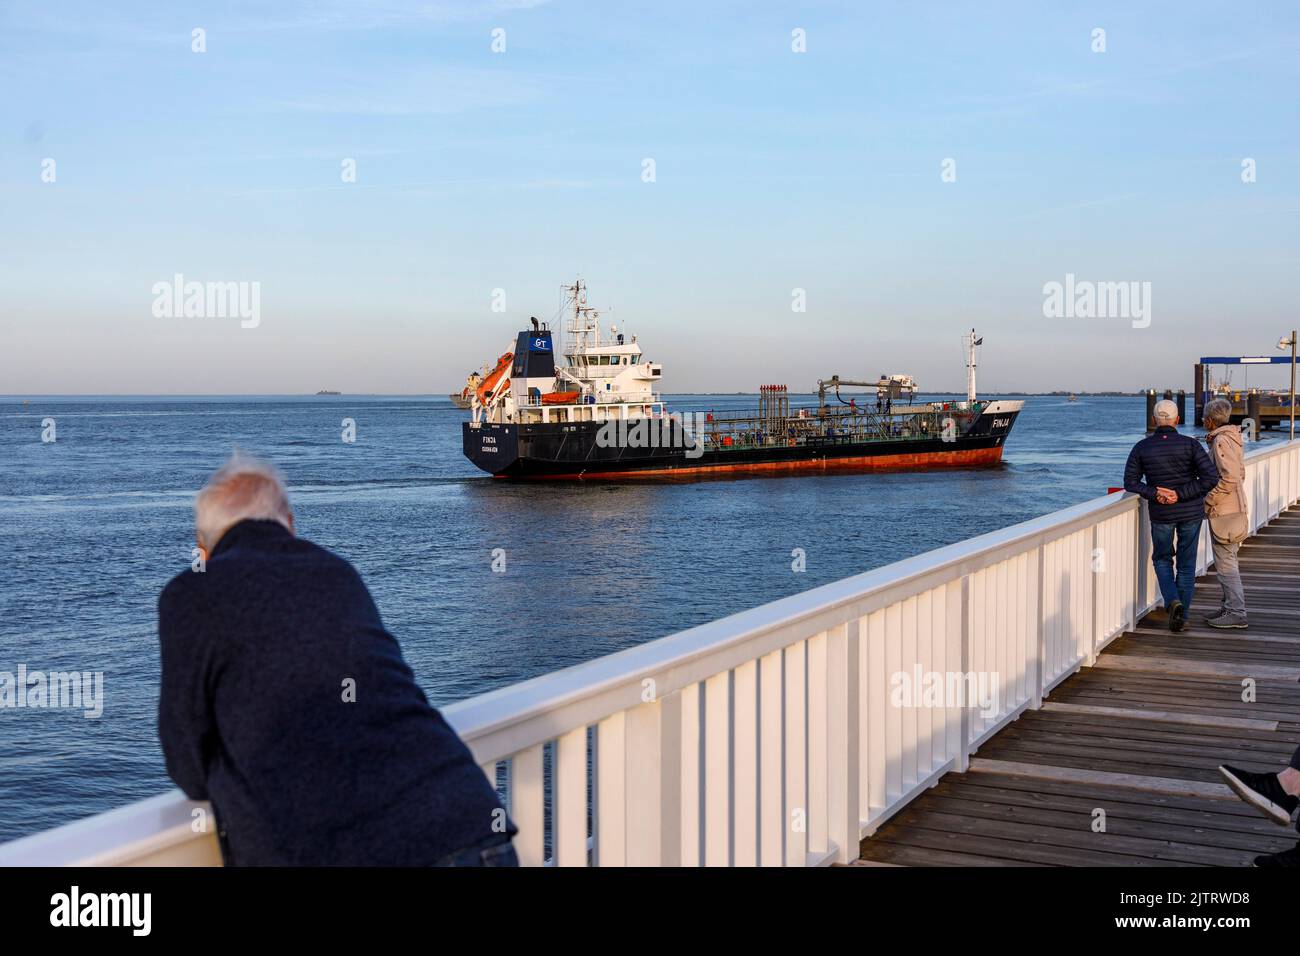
[2,0,1298,394]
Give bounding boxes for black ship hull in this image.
[463,406,1020,480]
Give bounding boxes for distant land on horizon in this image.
[2,390,1155,400]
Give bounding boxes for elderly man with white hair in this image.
[157,454,517,866]
[1123,400,1219,632]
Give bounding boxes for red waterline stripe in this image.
[497,445,1004,480]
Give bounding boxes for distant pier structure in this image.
[1193,354,1297,432]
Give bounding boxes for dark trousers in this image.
[1294,745,1300,835]
[432,834,519,867]
[1151,518,1202,609]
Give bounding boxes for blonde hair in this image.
[195,453,292,550]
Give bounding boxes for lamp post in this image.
[1281,331,1298,441]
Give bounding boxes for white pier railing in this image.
[2,437,1297,867]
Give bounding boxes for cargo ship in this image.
[462,280,1022,480]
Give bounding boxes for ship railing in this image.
[2,437,1297,867]
[699,407,945,448]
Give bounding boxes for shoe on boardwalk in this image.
[1254,842,1300,867]
[1219,765,1297,826]
[1205,613,1248,629]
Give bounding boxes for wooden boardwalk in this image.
[857,506,1300,867]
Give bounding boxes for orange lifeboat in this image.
[541,390,580,405]
[476,352,513,404]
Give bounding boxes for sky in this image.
[2,0,1298,395]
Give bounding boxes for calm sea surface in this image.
[0,394,1278,841]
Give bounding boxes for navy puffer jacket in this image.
[1123,425,1220,522]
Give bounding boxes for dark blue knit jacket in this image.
[157,519,512,866]
[1123,426,1220,523]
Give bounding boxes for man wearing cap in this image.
[1123,399,1220,632]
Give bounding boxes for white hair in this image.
[195,453,293,550]
[1204,398,1233,427]
[1153,399,1179,424]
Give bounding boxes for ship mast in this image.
[563,277,603,354]
[965,329,983,404]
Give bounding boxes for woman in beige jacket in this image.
[1202,399,1248,628]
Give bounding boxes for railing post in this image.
[1126,503,1138,633]
[957,576,971,772]
[1032,542,1045,709]
[703,673,730,866]
[676,684,699,867]
[827,620,860,864]
[510,745,546,866]
[1087,523,1099,666]
[554,727,588,866]
[807,633,828,860]
[732,660,758,867]
[1266,455,1274,521]
[624,697,670,868]
[1135,502,1151,616]
[595,712,626,866]
[783,641,807,866]
[758,650,784,866]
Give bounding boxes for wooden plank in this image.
[975,741,1252,783]
[988,722,1297,766]
[909,795,1292,857]
[865,819,1200,867]
[1094,654,1300,681]
[1040,700,1278,731]
[967,757,1237,800]
[932,775,1298,837]
[1046,691,1300,727]
[858,842,1045,866]
[1002,715,1296,757]
[1107,639,1300,664]
[847,858,905,867]
[880,807,1240,866]
[1012,706,1295,742]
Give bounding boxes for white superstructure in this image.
[472,279,665,428]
